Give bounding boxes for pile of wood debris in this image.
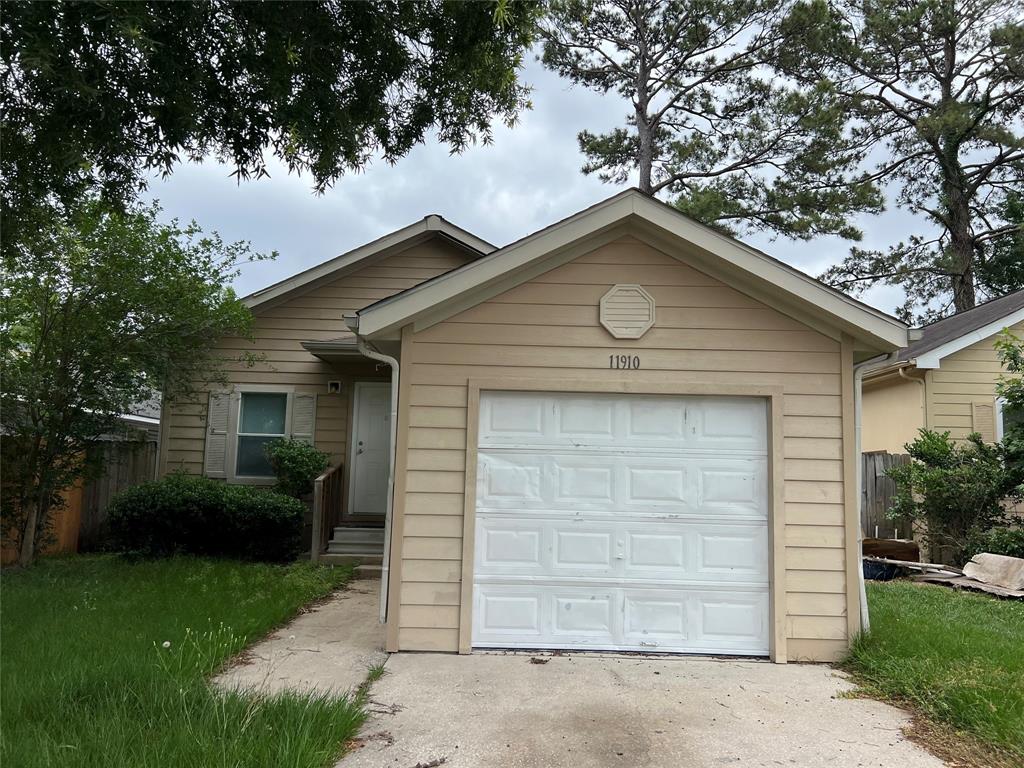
[863,552,1024,599]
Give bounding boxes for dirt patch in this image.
[902,714,1020,768]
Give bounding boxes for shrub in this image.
[888,430,1021,565]
[967,527,1024,561]
[264,439,330,498]
[107,473,303,562]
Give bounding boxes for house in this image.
[158,189,910,662]
[862,289,1024,454]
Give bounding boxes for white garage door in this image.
[472,391,770,656]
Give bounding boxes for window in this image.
[996,397,1024,441]
[236,392,288,477]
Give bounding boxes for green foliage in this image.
[265,439,331,498]
[888,430,1020,564]
[1,556,361,767]
[0,0,539,245]
[995,330,1024,491]
[846,581,1024,763]
[0,197,260,565]
[539,0,880,240]
[967,527,1024,561]
[107,474,305,563]
[781,0,1024,321]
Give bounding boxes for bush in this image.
[967,527,1024,560]
[107,473,304,562]
[264,439,330,498]
[888,429,1020,565]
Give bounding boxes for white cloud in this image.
[144,56,922,318]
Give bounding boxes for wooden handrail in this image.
[311,463,344,562]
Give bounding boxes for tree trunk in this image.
[945,185,977,313]
[631,0,654,195]
[18,499,39,567]
[637,117,653,195]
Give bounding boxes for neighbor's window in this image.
[997,397,1024,441]
[236,392,288,477]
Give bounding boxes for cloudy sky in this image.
[144,56,914,317]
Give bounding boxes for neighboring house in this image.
[862,289,1024,454]
[159,189,910,663]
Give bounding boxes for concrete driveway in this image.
[344,652,944,768]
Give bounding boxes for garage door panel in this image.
[474,584,769,654]
[478,392,767,453]
[473,391,770,656]
[553,591,616,637]
[476,516,766,584]
[698,593,769,649]
[479,451,767,519]
[479,392,546,441]
[554,397,617,441]
[553,529,614,571]
[477,589,542,637]
[696,461,767,516]
[478,521,544,570]
[696,527,770,579]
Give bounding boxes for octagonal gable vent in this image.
[600,284,655,339]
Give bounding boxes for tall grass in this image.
[846,581,1024,762]
[1,556,365,767]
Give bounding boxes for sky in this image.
[144,56,914,317]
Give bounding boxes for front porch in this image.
[304,336,394,574]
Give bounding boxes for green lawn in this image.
[846,581,1024,765]
[1,556,365,768]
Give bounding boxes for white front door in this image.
[348,382,391,518]
[472,391,770,656]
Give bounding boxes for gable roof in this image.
[350,188,909,353]
[243,214,494,310]
[888,288,1024,370]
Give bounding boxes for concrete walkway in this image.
[215,580,384,697]
[343,653,944,768]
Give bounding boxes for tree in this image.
[782,0,1024,321]
[0,199,261,566]
[0,1,538,246]
[888,429,1018,564]
[539,0,881,240]
[995,329,1024,490]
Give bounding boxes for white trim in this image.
[995,396,1023,442]
[225,385,297,485]
[355,189,908,351]
[913,307,1024,369]
[231,390,291,484]
[346,381,392,519]
[243,216,494,311]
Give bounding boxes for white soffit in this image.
[355,190,909,351]
[914,307,1024,369]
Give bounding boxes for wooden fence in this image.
[79,440,159,551]
[861,451,914,539]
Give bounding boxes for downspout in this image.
[348,316,399,626]
[853,351,900,633]
[897,366,927,431]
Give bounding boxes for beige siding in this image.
[925,321,1024,441]
[862,375,924,453]
[393,236,854,662]
[159,239,475,505]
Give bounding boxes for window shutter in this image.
[204,391,231,477]
[290,393,316,445]
[972,400,996,442]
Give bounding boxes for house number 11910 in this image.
[609,354,641,370]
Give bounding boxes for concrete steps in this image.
[321,527,384,577]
